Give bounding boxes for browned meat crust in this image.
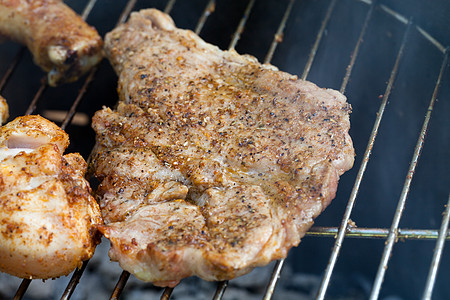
[0,0,103,86]
[90,9,354,287]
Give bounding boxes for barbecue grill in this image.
[0,0,449,299]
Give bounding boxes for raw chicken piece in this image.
[90,9,354,286]
[0,115,102,279]
[0,0,103,86]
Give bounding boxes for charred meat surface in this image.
[0,115,102,279]
[90,9,354,287]
[0,0,103,86]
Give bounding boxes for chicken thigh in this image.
[0,115,102,279]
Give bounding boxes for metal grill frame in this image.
[1,0,448,299]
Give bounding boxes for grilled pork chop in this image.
[90,9,354,287]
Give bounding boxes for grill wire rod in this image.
[369,17,445,299]
[423,193,450,300]
[307,226,450,240]
[416,47,449,300]
[312,1,378,298]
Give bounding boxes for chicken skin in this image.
[0,0,103,86]
[0,115,102,279]
[0,95,8,125]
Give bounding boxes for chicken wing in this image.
[0,0,103,86]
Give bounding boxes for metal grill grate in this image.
[1,0,448,299]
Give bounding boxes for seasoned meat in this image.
[0,115,102,279]
[0,95,8,125]
[90,9,354,287]
[0,0,103,86]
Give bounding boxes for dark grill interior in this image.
[0,0,449,299]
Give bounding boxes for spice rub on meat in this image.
[0,115,102,279]
[90,8,354,287]
[0,0,103,86]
